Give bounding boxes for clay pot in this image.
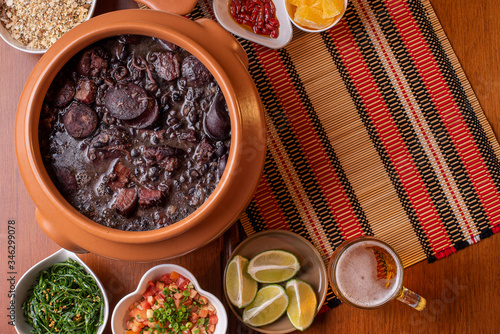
[15,10,266,261]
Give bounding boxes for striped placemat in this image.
[188,0,500,310]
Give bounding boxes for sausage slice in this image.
[104,83,149,120]
[181,55,213,87]
[74,78,97,104]
[53,167,78,194]
[63,103,98,138]
[124,95,159,129]
[204,90,230,140]
[45,76,75,108]
[151,51,180,81]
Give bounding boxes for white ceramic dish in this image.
[0,0,97,54]
[284,0,348,33]
[12,249,109,334]
[112,264,228,334]
[213,0,293,49]
[224,230,328,334]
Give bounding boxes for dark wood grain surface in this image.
[1,0,499,333]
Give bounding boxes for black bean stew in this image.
[39,35,231,231]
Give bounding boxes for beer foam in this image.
[334,240,403,308]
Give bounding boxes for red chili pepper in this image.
[269,17,279,27]
[251,7,258,22]
[264,4,270,22]
[229,0,279,38]
[269,1,276,16]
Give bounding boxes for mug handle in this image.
[396,286,427,311]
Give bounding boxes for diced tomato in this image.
[126,321,135,330]
[189,313,200,323]
[198,307,208,318]
[154,292,166,301]
[142,284,157,298]
[140,300,152,311]
[159,273,172,284]
[129,308,148,322]
[128,302,138,311]
[209,314,218,325]
[208,324,216,332]
[176,276,189,290]
[156,281,165,291]
[170,271,180,280]
[174,298,181,309]
[198,296,208,305]
[131,322,144,332]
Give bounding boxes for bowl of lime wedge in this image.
[223,230,328,333]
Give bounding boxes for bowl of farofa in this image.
[0,0,96,54]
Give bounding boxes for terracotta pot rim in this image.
[23,13,243,243]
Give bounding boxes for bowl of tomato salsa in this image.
[111,264,227,334]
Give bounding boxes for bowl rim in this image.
[0,0,97,54]
[13,249,109,334]
[22,15,244,243]
[223,230,328,334]
[284,0,349,33]
[111,263,228,334]
[213,0,293,49]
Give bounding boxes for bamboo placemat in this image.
[182,0,500,310]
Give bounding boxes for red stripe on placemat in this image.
[492,223,500,234]
[355,0,478,241]
[328,19,453,254]
[252,174,290,230]
[434,246,457,260]
[252,44,365,241]
[386,0,500,228]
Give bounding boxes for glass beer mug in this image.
[328,236,426,311]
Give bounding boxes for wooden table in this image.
[1,0,499,333]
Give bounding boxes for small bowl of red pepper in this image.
[213,0,293,49]
[111,264,227,334]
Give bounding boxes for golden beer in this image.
[328,237,426,310]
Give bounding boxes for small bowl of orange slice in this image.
[284,0,348,32]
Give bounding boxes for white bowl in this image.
[213,0,293,49]
[112,264,228,334]
[0,0,97,54]
[284,0,348,33]
[12,249,109,334]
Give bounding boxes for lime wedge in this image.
[243,284,289,327]
[247,250,301,283]
[225,255,258,308]
[285,279,318,331]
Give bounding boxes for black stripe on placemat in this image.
[367,0,490,242]
[362,0,477,245]
[241,41,351,247]
[243,43,344,310]
[321,7,436,259]
[190,0,372,244]
[406,0,500,236]
[262,151,309,236]
[244,200,268,233]
[276,48,374,238]
[350,1,470,247]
